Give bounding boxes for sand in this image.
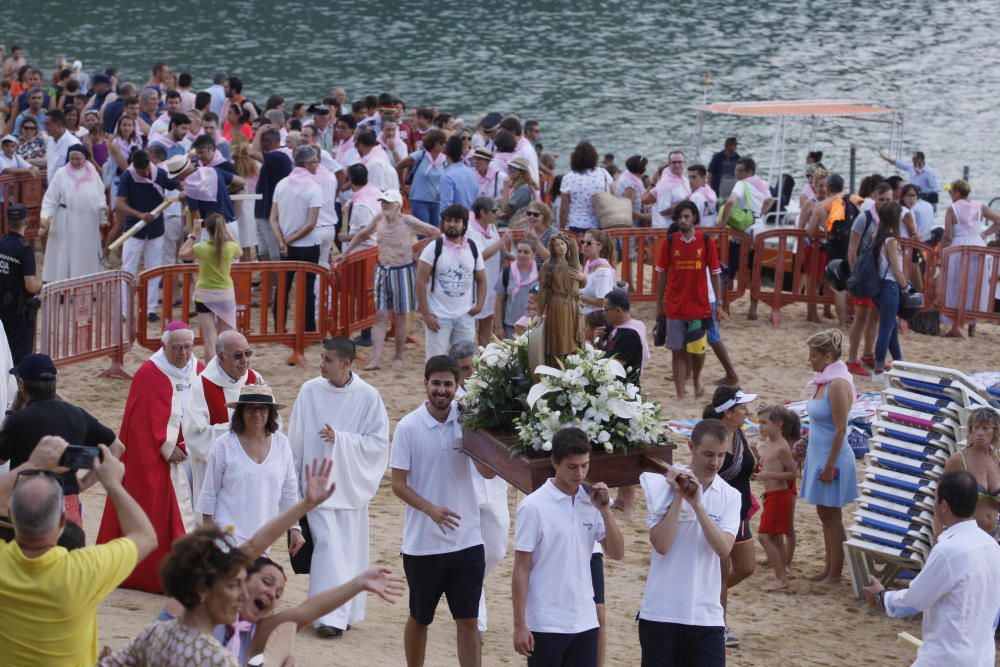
[67,301,994,666]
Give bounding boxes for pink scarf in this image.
[182,166,219,202]
[423,149,445,176]
[349,183,381,212]
[126,163,164,197]
[359,144,387,166]
[619,171,645,198]
[585,257,614,276]
[225,618,254,656]
[476,164,500,195]
[470,216,495,240]
[285,166,316,195]
[334,136,356,165]
[616,319,650,367]
[693,184,717,209]
[202,150,225,168]
[65,161,100,190]
[442,236,468,260]
[515,136,532,153]
[492,152,513,174]
[510,261,538,303]
[807,359,856,399]
[311,163,337,189]
[746,175,770,195]
[656,169,685,196]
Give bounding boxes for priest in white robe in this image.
[182,330,266,507]
[40,145,107,282]
[288,336,389,637]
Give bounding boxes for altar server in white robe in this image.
[40,145,107,282]
[182,330,266,508]
[288,336,389,637]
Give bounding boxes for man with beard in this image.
[148,112,189,159]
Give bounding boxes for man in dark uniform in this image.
[0,204,41,363]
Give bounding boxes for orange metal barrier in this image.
[39,269,133,378]
[750,229,833,326]
[539,173,554,205]
[934,245,1000,328]
[898,238,937,312]
[328,247,379,338]
[0,171,47,239]
[135,261,332,366]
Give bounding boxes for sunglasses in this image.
[228,350,253,360]
[581,240,599,246]
[525,211,541,217]
[22,126,37,130]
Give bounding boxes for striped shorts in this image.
[374,262,417,314]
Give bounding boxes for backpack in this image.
[430,237,479,292]
[825,194,861,260]
[846,214,884,298]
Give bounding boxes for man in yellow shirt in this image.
[0,436,158,666]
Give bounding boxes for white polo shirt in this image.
[653,176,690,228]
[514,478,606,634]
[638,468,740,627]
[389,401,483,556]
[273,177,323,247]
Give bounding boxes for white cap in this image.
[377,189,403,205]
[72,60,82,70]
[1,134,17,144]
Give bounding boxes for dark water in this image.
[6,0,1000,197]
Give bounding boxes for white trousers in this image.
[477,487,510,632]
[308,505,370,630]
[122,236,163,313]
[315,225,338,319]
[161,215,184,264]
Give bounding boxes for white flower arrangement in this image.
[462,335,663,457]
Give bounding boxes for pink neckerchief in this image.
[693,184,717,209]
[150,134,177,149]
[510,261,538,303]
[470,215,495,240]
[476,164,500,193]
[619,171,645,197]
[226,617,254,656]
[201,150,225,168]
[585,257,614,276]
[285,166,316,195]
[423,149,445,175]
[311,163,337,188]
[807,359,856,399]
[334,136,356,165]
[615,318,650,367]
[182,166,219,202]
[745,175,770,195]
[491,152,513,174]
[656,169,685,196]
[359,144,387,166]
[126,163,164,197]
[442,236,468,259]
[349,183,381,211]
[65,161,99,190]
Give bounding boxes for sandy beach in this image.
[68,301,994,666]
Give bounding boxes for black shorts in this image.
[735,517,753,543]
[195,300,210,314]
[638,619,724,667]
[402,544,485,625]
[590,553,605,604]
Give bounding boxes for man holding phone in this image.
[0,354,124,530]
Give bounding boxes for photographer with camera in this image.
[0,435,157,666]
[0,354,124,529]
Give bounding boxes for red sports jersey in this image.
[654,231,721,320]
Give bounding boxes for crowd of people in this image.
[0,49,999,667]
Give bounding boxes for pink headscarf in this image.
[64,151,100,190]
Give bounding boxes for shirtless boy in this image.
[335,189,439,370]
[754,405,800,590]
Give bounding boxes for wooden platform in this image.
[462,428,676,493]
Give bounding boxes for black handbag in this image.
[652,315,667,347]
[288,514,314,574]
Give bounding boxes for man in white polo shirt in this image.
[512,426,624,667]
[638,418,740,666]
[642,150,690,228]
[270,145,323,332]
[390,355,495,667]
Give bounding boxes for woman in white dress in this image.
[196,385,302,552]
[40,144,107,282]
[579,229,617,315]
[941,179,1000,338]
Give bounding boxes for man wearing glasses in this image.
[643,150,691,229]
[183,330,267,507]
[0,436,157,666]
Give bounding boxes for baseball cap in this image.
[377,189,403,205]
[1,134,16,145]
[92,72,110,86]
[7,204,27,222]
[10,354,58,381]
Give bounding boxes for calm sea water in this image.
[6,1,1000,199]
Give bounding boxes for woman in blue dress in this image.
[801,329,857,587]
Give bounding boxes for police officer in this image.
[0,204,41,363]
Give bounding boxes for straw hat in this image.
[509,157,531,172]
[165,154,192,179]
[226,384,285,409]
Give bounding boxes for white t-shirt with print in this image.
[561,167,611,230]
[419,237,485,320]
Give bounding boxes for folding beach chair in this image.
[876,405,960,435]
[872,420,955,454]
[869,434,950,467]
[858,497,934,528]
[844,538,924,599]
[865,450,945,480]
[889,361,1000,408]
[882,388,962,420]
[854,509,934,544]
[860,477,936,511]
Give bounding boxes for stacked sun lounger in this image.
[845,361,999,598]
